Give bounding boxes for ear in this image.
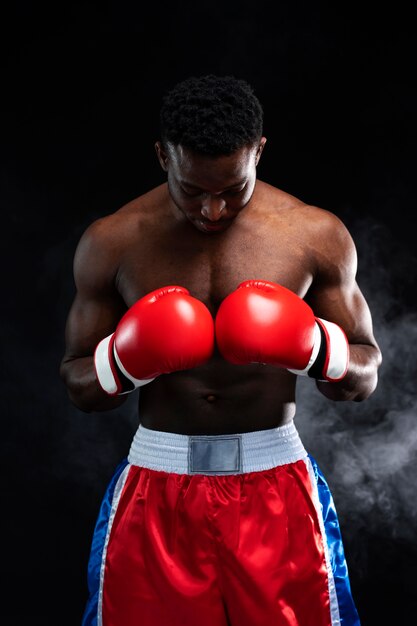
[155,141,169,172]
[255,137,267,166]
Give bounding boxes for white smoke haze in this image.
[295,215,417,571]
[297,402,417,538]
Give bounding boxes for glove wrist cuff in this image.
[94,333,122,395]
[288,318,349,382]
[94,333,155,396]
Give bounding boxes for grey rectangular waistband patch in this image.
[188,435,242,474]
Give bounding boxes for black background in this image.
[2,1,416,624]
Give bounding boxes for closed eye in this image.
[224,184,247,196]
[180,186,202,197]
[180,181,247,197]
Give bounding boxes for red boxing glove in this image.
[215,280,349,382]
[94,286,215,395]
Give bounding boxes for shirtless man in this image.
[60,75,382,626]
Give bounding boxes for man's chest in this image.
[117,223,313,312]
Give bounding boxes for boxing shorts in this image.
[82,421,361,625]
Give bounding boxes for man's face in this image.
[155,140,266,233]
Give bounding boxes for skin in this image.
[60,137,382,435]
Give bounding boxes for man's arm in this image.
[60,219,128,412]
[305,211,382,402]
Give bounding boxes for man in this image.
[60,75,382,626]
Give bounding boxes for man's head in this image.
[159,74,264,155]
[155,75,267,234]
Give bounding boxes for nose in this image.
[200,195,226,222]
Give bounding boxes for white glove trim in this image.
[316,317,349,382]
[94,333,120,395]
[288,319,349,382]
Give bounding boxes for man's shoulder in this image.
[256,182,354,253]
[257,181,344,226]
[81,184,168,243]
[72,185,166,290]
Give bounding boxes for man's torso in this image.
[100,180,326,434]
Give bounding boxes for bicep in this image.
[63,291,126,360]
[307,280,377,347]
[62,220,127,360]
[306,219,378,347]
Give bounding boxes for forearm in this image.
[60,356,127,412]
[316,344,382,402]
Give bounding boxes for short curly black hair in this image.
[159,74,264,156]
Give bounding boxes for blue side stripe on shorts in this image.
[81,459,129,626]
[309,455,361,626]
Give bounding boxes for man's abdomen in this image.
[138,358,297,435]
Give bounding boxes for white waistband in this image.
[127,422,307,475]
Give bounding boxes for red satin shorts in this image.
[82,423,360,626]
